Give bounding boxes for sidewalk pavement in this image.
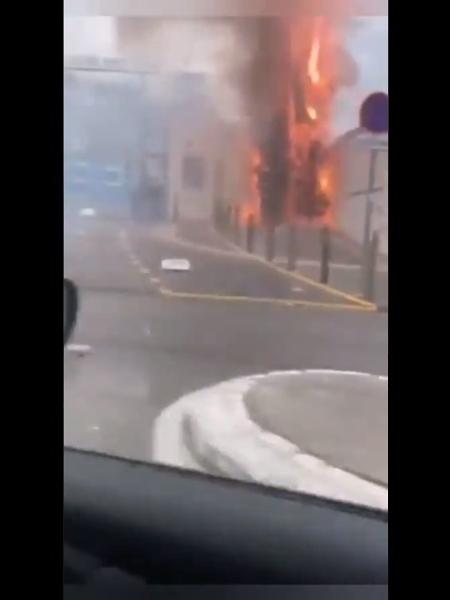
[223,223,388,309]
[244,371,388,486]
[233,224,363,265]
[281,260,388,309]
[152,370,388,509]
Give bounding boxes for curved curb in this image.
[152,370,388,511]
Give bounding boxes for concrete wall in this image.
[168,115,250,222]
[168,116,217,221]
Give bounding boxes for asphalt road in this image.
[132,228,362,307]
[64,216,387,464]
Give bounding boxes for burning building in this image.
[112,15,386,253]
[233,16,359,231]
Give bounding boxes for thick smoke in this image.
[64,14,386,154]
[113,17,365,139]
[114,18,259,125]
[64,17,117,56]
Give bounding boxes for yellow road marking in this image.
[255,255,376,309]
[160,288,376,312]
[215,231,376,310]
[129,226,377,312]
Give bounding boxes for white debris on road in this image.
[161,258,191,272]
[66,344,92,356]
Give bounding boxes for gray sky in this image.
[332,16,388,135]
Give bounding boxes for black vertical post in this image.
[320,227,331,284]
[265,224,275,262]
[234,207,241,245]
[365,230,379,302]
[287,223,298,271]
[246,214,255,253]
[214,205,220,230]
[212,196,219,230]
[225,205,232,234]
[218,205,225,232]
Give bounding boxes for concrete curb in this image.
[152,370,388,511]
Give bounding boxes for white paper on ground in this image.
[161,259,191,272]
[66,344,92,355]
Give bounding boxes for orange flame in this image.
[318,170,330,194]
[238,18,343,228]
[287,17,340,226]
[308,31,321,85]
[306,105,318,121]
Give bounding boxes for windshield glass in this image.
[64,8,388,511]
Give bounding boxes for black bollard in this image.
[225,205,232,234]
[173,204,179,224]
[246,214,255,253]
[320,227,331,284]
[287,223,298,271]
[233,207,241,245]
[365,231,379,302]
[265,224,275,262]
